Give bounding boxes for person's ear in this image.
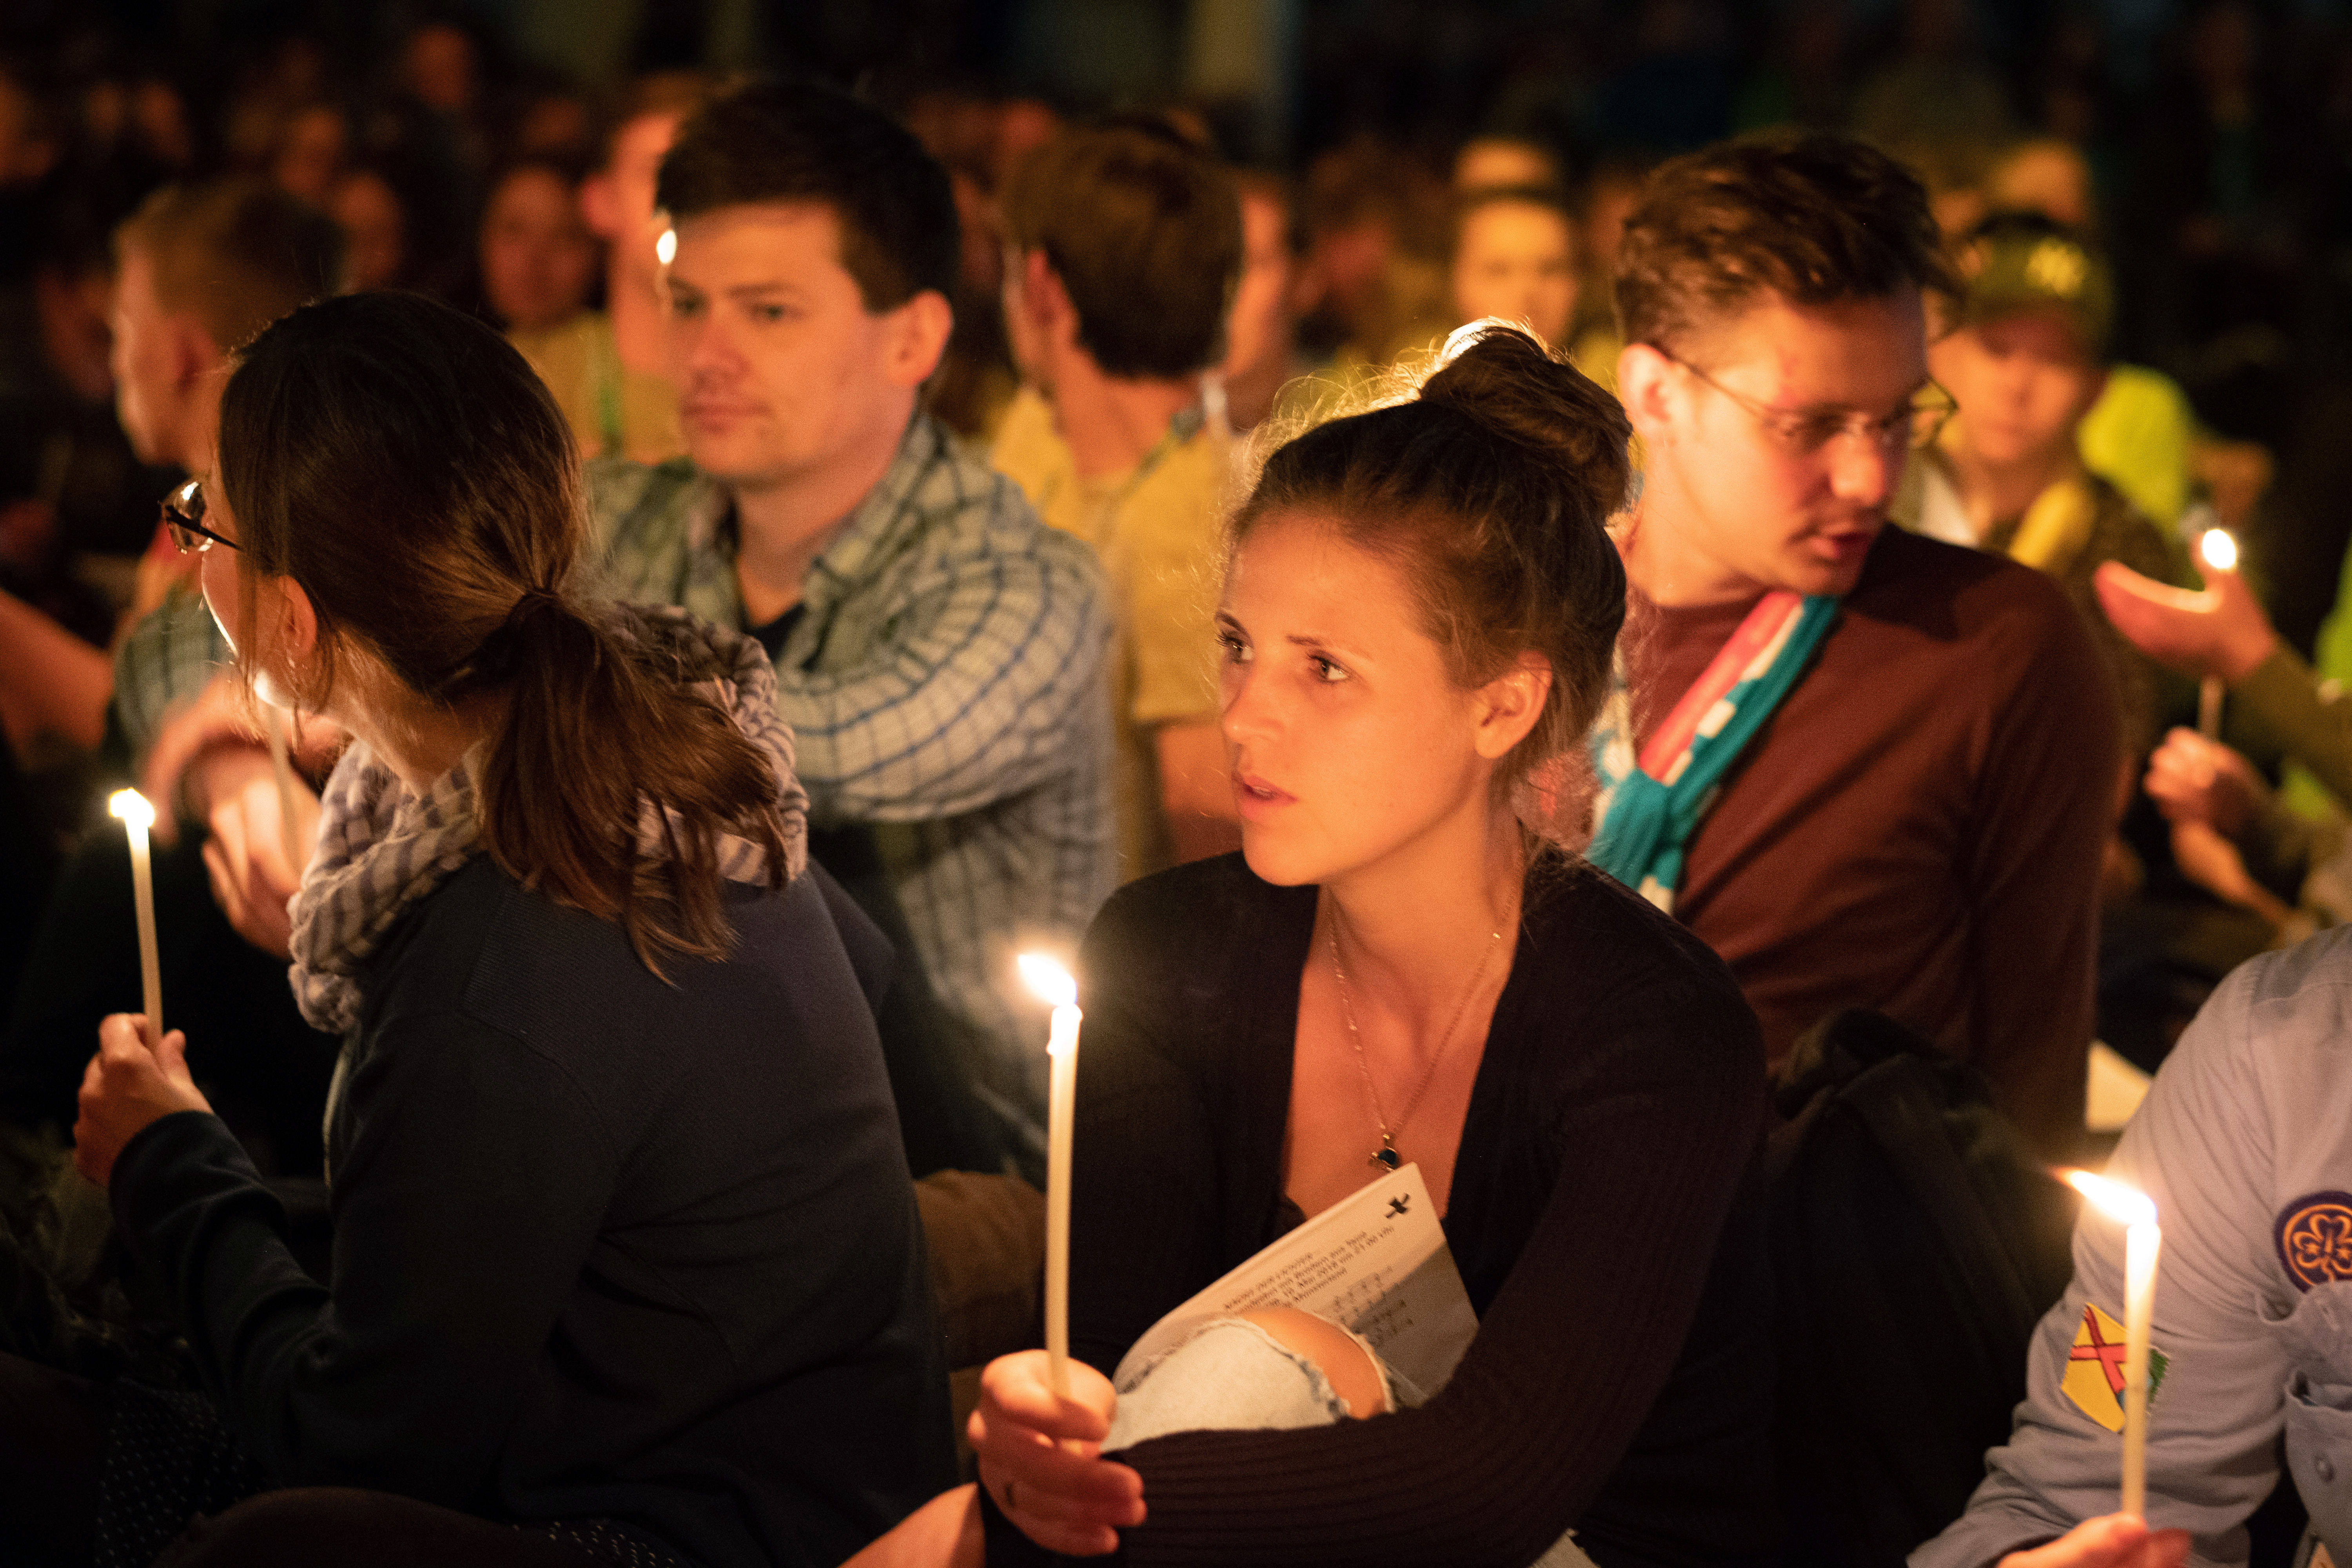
[1616,342,1681,445]
[883,289,955,389]
[1022,250,1076,346]
[261,573,323,694]
[1472,652,1553,762]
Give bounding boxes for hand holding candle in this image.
[108,789,162,1038]
[2067,1171,2162,1519]
[2196,529,2237,739]
[1019,953,1082,1397]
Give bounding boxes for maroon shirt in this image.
[1628,527,2116,1156]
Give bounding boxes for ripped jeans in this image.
[1106,1317,1598,1568]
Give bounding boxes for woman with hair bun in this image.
[863,325,1779,1568]
[17,291,952,1567]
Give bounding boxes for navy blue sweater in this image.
[111,856,955,1568]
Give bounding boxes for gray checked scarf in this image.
[286,604,809,1035]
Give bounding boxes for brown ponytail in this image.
[219,291,787,970]
[1229,321,1631,851]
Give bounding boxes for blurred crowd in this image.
[11,4,2352,1559]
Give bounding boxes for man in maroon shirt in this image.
[1605,134,2117,1158]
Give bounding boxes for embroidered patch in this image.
[2062,1302,2169,1433]
[2276,1191,2352,1292]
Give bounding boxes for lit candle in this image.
[2198,529,2238,739]
[2067,1171,2162,1517]
[109,789,162,1039]
[1018,953,1082,1396]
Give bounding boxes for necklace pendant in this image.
[1369,1143,1401,1171]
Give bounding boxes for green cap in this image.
[1958,215,2114,359]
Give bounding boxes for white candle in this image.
[109,790,162,1038]
[1020,953,1082,1397]
[2067,1171,2161,1519]
[2198,529,2238,740]
[2122,1218,2163,1516]
[2198,677,2223,739]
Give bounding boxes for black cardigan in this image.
[111,857,955,1568]
[987,854,1780,1568]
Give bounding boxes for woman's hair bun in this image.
[1417,320,1634,526]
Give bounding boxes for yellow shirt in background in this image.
[510,310,687,467]
[993,385,1228,881]
[2077,362,2195,530]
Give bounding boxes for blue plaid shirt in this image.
[115,586,234,777]
[590,413,1116,1134]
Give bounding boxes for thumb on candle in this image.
[152,1027,192,1083]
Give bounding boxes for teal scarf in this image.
[1586,592,1840,911]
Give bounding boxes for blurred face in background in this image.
[110,244,178,462]
[404,24,477,116]
[481,165,599,332]
[1451,198,1579,348]
[1931,308,2104,473]
[0,71,58,187]
[272,105,347,205]
[330,169,405,291]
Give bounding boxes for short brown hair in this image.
[1231,325,1629,853]
[1001,122,1242,379]
[1613,132,1956,353]
[657,76,958,311]
[116,178,345,354]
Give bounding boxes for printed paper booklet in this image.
[1111,1162,1479,1405]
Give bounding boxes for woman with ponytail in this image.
[861,325,1779,1568]
[26,292,953,1566]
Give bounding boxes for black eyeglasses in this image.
[161,479,240,555]
[1659,349,1958,455]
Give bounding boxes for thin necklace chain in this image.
[1326,900,1506,1170]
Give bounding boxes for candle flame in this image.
[654,227,677,266]
[108,789,155,830]
[2065,1169,2157,1228]
[1018,953,1077,1009]
[2200,528,2238,572]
